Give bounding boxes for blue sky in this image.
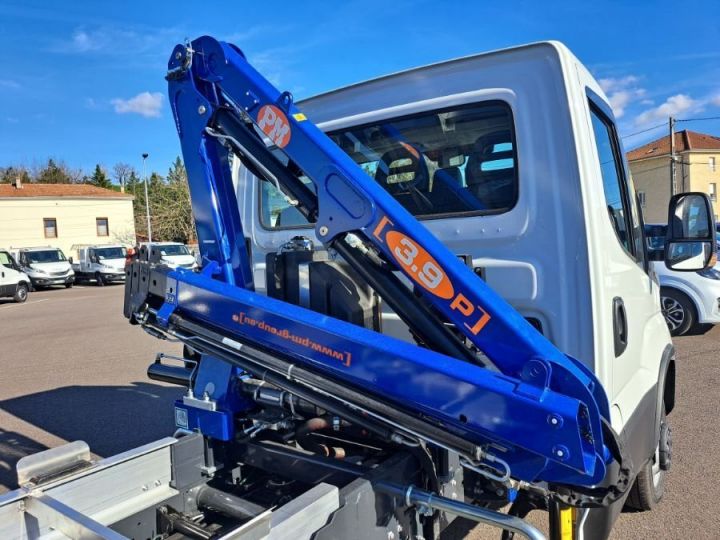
[2,0,720,179]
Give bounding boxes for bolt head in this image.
[319,226,329,236]
[552,445,569,461]
[175,51,182,60]
[388,532,395,540]
[198,105,207,115]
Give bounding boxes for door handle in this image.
[613,297,628,357]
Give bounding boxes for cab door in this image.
[0,251,19,297]
[586,95,665,427]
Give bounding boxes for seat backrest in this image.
[465,131,516,210]
[375,144,429,192]
[374,143,430,214]
[433,166,462,186]
[430,166,468,213]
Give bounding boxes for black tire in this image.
[65,282,73,289]
[95,272,105,286]
[625,410,669,511]
[660,288,695,336]
[14,283,28,303]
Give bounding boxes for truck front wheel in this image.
[95,272,105,287]
[625,410,670,511]
[14,283,28,303]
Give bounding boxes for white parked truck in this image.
[1,39,715,540]
[13,246,74,289]
[70,244,128,286]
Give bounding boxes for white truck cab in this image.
[234,41,688,535]
[139,242,197,269]
[0,249,31,303]
[14,246,74,289]
[71,244,127,286]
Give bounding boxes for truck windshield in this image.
[260,101,517,229]
[93,247,126,260]
[26,250,66,263]
[158,244,190,256]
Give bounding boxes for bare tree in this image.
[113,162,135,192]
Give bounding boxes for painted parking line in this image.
[0,298,49,309]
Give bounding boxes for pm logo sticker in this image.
[257,104,291,148]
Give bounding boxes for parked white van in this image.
[70,244,127,286]
[14,247,74,290]
[140,242,197,269]
[645,224,720,335]
[0,249,31,303]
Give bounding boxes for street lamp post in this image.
[142,153,152,244]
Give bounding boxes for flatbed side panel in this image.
[0,440,178,540]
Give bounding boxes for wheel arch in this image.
[655,344,675,442]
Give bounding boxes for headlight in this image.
[697,268,720,280]
[31,268,47,275]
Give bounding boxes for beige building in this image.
[0,180,136,257]
[628,129,720,223]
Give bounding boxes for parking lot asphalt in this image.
[1,285,718,538]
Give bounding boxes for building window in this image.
[43,218,57,238]
[96,217,109,236]
[710,183,717,202]
[710,157,716,172]
[637,190,646,208]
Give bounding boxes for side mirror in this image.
[665,192,717,271]
[68,257,73,265]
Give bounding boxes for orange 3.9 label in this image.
[373,216,491,336]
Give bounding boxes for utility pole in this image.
[669,116,676,196]
[142,153,152,244]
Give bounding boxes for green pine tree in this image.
[90,164,112,189]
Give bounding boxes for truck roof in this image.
[71,243,125,249]
[298,40,609,128]
[16,246,63,252]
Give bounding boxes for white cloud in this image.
[71,30,101,52]
[0,79,21,89]
[634,94,699,126]
[597,76,645,118]
[52,25,180,57]
[598,75,639,94]
[111,92,163,118]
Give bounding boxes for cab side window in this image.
[0,252,14,269]
[589,101,645,266]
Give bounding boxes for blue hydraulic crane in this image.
[125,35,630,512]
